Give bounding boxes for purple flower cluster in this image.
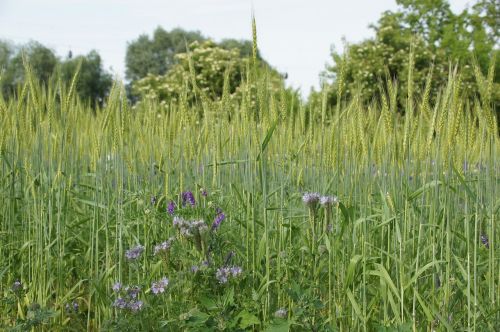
[303,192,339,209]
[216,266,243,284]
[125,245,145,261]
[150,277,169,295]
[302,192,320,207]
[320,195,338,208]
[173,217,208,237]
[153,237,175,255]
[212,211,225,230]
[182,191,196,207]
[167,201,176,215]
[112,283,144,313]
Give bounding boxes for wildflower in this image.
[274,308,287,318]
[192,220,209,233]
[216,265,242,283]
[125,245,145,261]
[151,277,169,295]
[167,201,176,215]
[230,266,242,277]
[182,191,196,206]
[154,237,175,255]
[126,286,141,299]
[481,234,490,249]
[113,297,127,309]
[173,216,185,228]
[320,195,338,208]
[72,301,79,312]
[302,192,320,207]
[200,188,208,197]
[216,267,230,284]
[112,282,122,292]
[212,212,225,230]
[191,265,199,273]
[151,196,157,206]
[128,300,144,313]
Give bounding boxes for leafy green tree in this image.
[59,50,113,107]
[125,27,206,83]
[319,0,499,110]
[1,41,58,96]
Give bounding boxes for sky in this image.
[0,0,472,95]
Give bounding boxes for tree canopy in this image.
[319,0,499,109]
[0,40,112,106]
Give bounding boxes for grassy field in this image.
[0,51,499,331]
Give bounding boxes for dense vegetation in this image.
[1,26,499,329]
[0,0,499,330]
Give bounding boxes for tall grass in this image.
[0,47,498,331]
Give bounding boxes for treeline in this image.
[0,0,498,111]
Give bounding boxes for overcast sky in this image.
[0,0,471,94]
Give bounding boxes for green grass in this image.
[0,53,499,331]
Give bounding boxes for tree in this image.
[320,0,499,110]
[125,27,205,83]
[132,40,285,107]
[59,50,113,107]
[1,41,58,96]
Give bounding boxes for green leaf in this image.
[257,119,278,161]
[265,320,291,332]
[236,310,261,328]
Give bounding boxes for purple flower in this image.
[126,286,141,299]
[167,201,175,215]
[201,188,208,197]
[192,220,208,233]
[112,282,122,292]
[212,212,225,230]
[274,308,287,318]
[230,266,242,277]
[182,191,196,206]
[173,216,185,227]
[151,196,157,206]
[113,297,127,309]
[72,301,79,312]
[191,265,199,273]
[128,300,144,312]
[216,265,242,283]
[151,277,169,295]
[216,267,230,284]
[154,237,175,255]
[320,195,338,208]
[302,192,320,207]
[481,234,490,249]
[125,245,145,261]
